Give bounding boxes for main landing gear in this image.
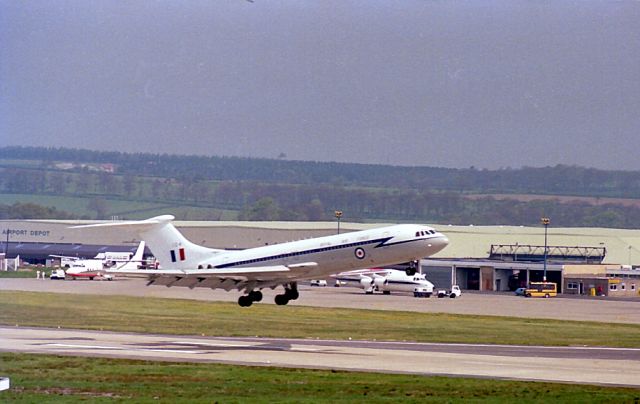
[274,283,299,306]
[237,282,299,307]
[238,290,263,307]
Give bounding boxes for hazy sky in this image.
[2,1,639,170]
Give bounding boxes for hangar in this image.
[2,218,640,296]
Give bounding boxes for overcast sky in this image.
[2,1,639,170]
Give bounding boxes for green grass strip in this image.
[1,353,638,403]
[1,291,640,347]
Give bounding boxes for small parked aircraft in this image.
[333,268,435,296]
[64,241,146,280]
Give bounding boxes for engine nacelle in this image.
[359,276,373,289]
[373,276,388,290]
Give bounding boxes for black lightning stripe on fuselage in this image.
[215,236,398,269]
[213,235,441,269]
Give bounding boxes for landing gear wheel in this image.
[238,295,253,307]
[274,294,289,305]
[249,290,263,302]
[286,288,299,300]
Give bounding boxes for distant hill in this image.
[3,146,640,228]
[3,146,640,198]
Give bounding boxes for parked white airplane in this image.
[65,259,104,280]
[52,247,139,269]
[65,241,146,280]
[333,268,435,296]
[72,215,448,307]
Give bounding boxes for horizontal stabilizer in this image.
[70,215,175,231]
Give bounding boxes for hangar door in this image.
[455,267,480,290]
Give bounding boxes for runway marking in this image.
[172,341,251,348]
[172,340,326,353]
[47,343,200,355]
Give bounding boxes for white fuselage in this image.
[374,271,434,294]
[199,224,448,279]
[65,259,104,277]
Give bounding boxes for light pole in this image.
[541,217,550,282]
[3,228,9,257]
[334,210,343,234]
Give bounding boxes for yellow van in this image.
[525,282,557,298]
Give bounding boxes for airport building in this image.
[1,218,639,297]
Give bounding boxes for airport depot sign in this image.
[2,229,51,238]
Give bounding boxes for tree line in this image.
[2,163,640,227]
[4,146,640,198]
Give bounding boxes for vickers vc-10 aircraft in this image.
[73,215,449,307]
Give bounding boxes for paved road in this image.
[2,326,640,387]
[2,278,640,324]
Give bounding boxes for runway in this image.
[2,326,640,387]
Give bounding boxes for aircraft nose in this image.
[430,234,449,252]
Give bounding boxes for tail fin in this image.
[71,215,222,269]
[132,240,145,262]
[114,240,146,270]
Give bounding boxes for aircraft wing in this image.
[49,255,79,260]
[332,268,392,279]
[107,262,318,292]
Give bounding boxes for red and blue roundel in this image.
[354,247,366,259]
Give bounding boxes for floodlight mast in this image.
[541,217,550,282]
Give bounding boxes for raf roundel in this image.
[354,247,366,260]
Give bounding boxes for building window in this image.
[621,283,626,291]
[632,284,636,291]
[567,282,578,289]
[609,284,618,291]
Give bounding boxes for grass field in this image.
[2,291,640,347]
[0,269,44,279]
[0,193,239,220]
[1,353,638,403]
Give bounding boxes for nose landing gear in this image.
[405,260,419,276]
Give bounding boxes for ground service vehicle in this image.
[437,285,461,298]
[413,287,431,298]
[49,269,66,280]
[525,282,557,298]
